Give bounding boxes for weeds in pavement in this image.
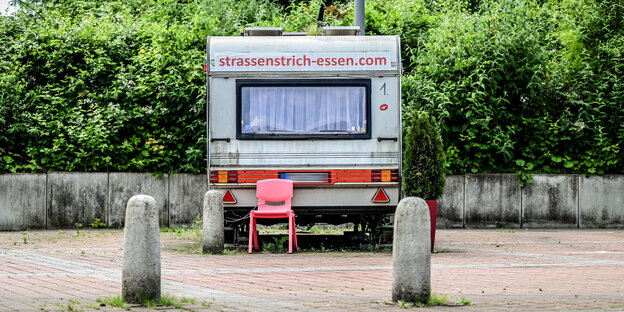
[67,301,83,312]
[97,295,129,310]
[310,246,328,253]
[262,236,288,253]
[497,229,516,233]
[390,293,472,308]
[426,293,450,306]
[96,294,201,311]
[457,297,474,305]
[89,218,107,228]
[180,297,196,304]
[159,294,184,309]
[258,223,347,235]
[160,215,202,238]
[221,248,242,255]
[21,231,29,245]
[139,295,157,308]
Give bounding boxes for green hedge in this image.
[369,0,623,181]
[0,0,283,173]
[1,0,622,179]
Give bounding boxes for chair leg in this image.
[288,213,297,253]
[253,217,259,251]
[288,217,293,254]
[292,216,298,251]
[248,215,254,254]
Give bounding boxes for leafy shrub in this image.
[402,110,446,199]
[0,0,283,174]
[399,0,623,181]
[281,0,354,34]
[0,0,622,179]
[89,218,107,228]
[365,0,435,72]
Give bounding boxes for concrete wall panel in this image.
[47,172,108,229]
[0,174,46,230]
[3,172,624,230]
[108,173,169,228]
[168,174,208,227]
[522,175,578,228]
[465,174,521,228]
[436,175,464,228]
[579,175,624,228]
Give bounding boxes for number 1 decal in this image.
[380,82,387,95]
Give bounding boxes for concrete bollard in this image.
[202,190,224,254]
[392,197,431,304]
[122,195,161,304]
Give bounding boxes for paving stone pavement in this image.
[0,229,623,311]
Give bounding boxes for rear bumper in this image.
[211,183,399,215]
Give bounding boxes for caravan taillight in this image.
[390,169,399,182]
[210,170,238,183]
[371,169,398,182]
[371,170,382,182]
[227,171,238,183]
[216,170,238,183]
[217,171,228,183]
[381,170,391,182]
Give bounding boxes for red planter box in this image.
[426,200,437,252]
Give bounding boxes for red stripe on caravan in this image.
[331,170,372,183]
[238,171,279,183]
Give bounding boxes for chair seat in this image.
[252,210,292,218]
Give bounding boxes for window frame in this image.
[236,79,372,140]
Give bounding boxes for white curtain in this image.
[242,86,366,134]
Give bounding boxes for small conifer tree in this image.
[402,110,446,199]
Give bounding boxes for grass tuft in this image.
[160,294,184,309]
[427,293,449,306]
[139,294,157,308]
[457,297,474,305]
[96,295,129,310]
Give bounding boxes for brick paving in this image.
[0,229,623,311]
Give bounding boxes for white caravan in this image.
[207,29,402,230]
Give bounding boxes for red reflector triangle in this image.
[222,189,237,204]
[372,188,390,203]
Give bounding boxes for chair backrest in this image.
[256,179,293,211]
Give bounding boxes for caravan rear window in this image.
[237,79,371,139]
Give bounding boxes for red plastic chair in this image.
[249,179,298,253]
